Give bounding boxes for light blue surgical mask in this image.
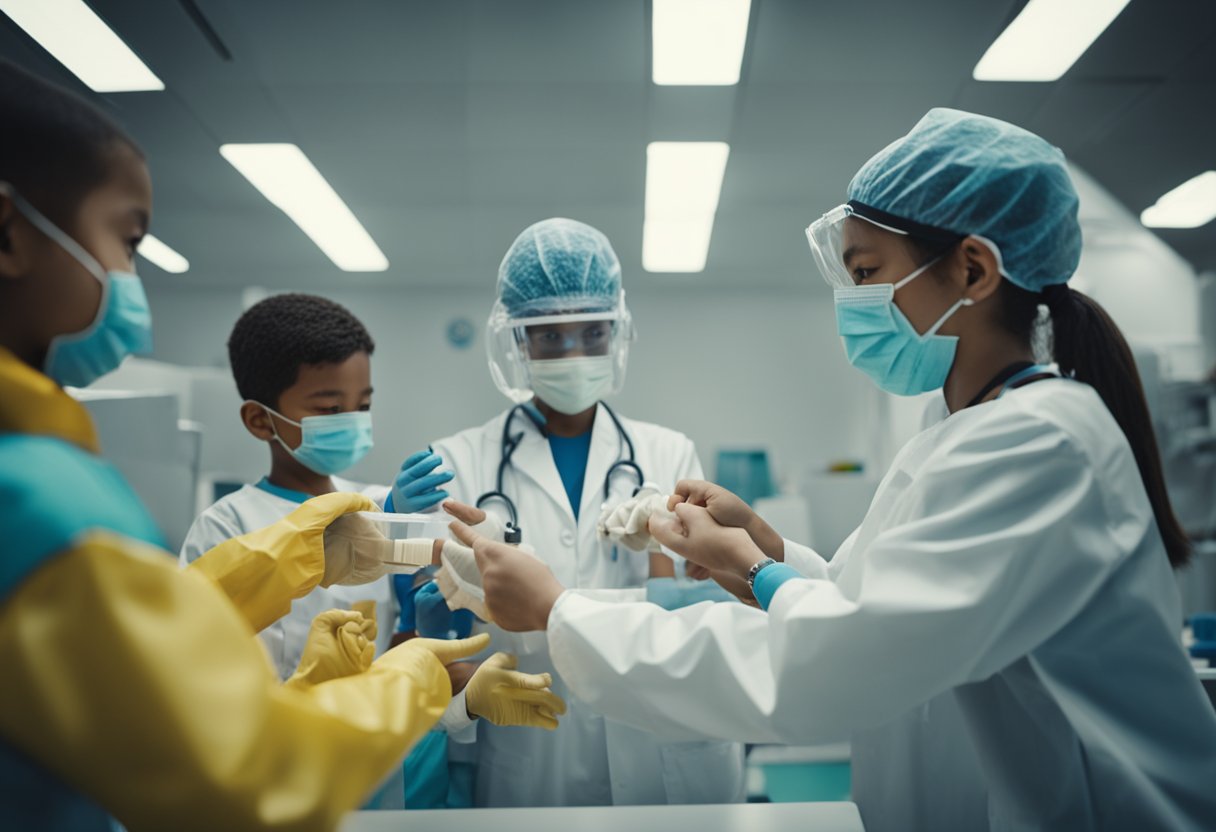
[2,184,152,388]
[834,257,973,396]
[254,403,374,475]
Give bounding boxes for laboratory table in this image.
[343,801,865,831]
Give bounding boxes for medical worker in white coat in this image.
[388,218,746,807]
[457,111,1216,831]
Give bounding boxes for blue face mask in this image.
[2,184,152,388]
[255,403,374,475]
[834,257,973,396]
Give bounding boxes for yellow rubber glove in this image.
[189,492,376,632]
[0,531,454,831]
[283,609,376,690]
[404,631,492,666]
[465,652,568,730]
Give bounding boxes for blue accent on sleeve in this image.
[0,434,166,598]
[255,476,311,504]
[548,430,593,520]
[752,562,803,611]
[646,577,738,610]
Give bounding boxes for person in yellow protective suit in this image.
[0,59,564,831]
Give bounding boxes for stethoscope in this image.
[475,401,645,548]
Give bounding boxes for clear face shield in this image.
[485,293,636,404]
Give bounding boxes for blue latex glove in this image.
[392,571,432,632]
[389,448,455,513]
[415,581,475,639]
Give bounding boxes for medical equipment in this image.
[475,401,644,543]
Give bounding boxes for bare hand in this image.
[669,480,784,561]
[443,499,487,526]
[449,520,565,632]
[649,503,767,580]
[683,561,758,607]
[648,550,676,579]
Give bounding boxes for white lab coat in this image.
[432,403,746,808]
[179,478,397,681]
[547,381,1216,831]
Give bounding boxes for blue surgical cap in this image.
[848,108,1081,292]
[497,218,622,317]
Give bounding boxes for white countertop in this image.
[343,801,865,832]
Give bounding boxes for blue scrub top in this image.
[548,431,593,520]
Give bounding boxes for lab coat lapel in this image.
[509,419,574,520]
[580,404,624,523]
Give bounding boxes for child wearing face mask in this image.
[180,293,397,681]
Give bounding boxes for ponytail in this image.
[1042,285,1191,568]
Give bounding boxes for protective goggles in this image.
[805,201,965,289]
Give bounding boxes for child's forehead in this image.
[288,353,373,391]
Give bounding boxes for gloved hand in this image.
[434,540,491,622]
[391,449,455,513]
[322,512,433,587]
[404,632,491,667]
[415,580,474,638]
[465,652,567,730]
[190,491,377,632]
[283,609,376,690]
[597,486,673,552]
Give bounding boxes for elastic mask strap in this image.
[1,183,106,280]
[892,254,975,338]
[892,255,942,291]
[923,296,975,338]
[248,401,300,450]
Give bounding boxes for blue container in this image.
[715,449,775,506]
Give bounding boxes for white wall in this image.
[1068,164,1205,380]
[141,284,877,495]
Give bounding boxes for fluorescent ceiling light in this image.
[1140,172,1216,229]
[973,0,1131,82]
[0,0,163,92]
[220,143,389,272]
[643,142,730,273]
[138,234,189,274]
[653,0,752,85]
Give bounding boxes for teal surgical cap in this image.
[497,218,622,317]
[848,108,1082,292]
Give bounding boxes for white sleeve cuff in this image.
[439,688,477,738]
[782,538,830,579]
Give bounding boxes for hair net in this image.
[847,108,1081,292]
[497,218,622,317]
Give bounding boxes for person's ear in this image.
[959,236,1002,304]
[0,194,31,282]
[241,401,276,441]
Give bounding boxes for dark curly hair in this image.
[0,59,142,230]
[227,293,375,408]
